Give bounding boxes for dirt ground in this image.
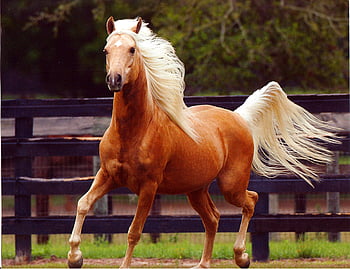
[3,257,350,268]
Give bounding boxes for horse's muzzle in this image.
[106,73,122,92]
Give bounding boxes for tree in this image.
[1,0,348,98]
[154,0,349,94]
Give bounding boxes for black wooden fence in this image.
[2,94,350,263]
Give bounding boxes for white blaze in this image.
[115,40,123,47]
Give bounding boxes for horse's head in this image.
[104,17,142,92]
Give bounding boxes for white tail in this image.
[235,81,340,186]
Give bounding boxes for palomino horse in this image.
[68,17,338,268]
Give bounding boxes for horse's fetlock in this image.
[234,245,245,256]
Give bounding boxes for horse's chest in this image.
[100,129,166,191]
[103,158,138,187]
[102,146,156,188]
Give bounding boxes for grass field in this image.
[3,233,350,261]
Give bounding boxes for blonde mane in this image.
[107,18,198,141]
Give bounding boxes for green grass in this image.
[2,234,350,261]
[339,155,350,165]
[269,240,350,260]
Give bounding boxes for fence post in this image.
[150,194,161,243]
[14,117,33,263]
[269,194,279,241]
[34,157,50,244]
[93,156,112,242]
[294,193,306,241]
[251,192,269,261]
[327,151,340,241]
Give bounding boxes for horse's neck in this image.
[110,76,154,140]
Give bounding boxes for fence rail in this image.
[3,214,349,235]
[2,94,350,263]
[2,176,350,196]
[2,136,348,158]
[2,94,349,118]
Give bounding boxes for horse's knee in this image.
[77,197,90,216]
[128,231,141,246]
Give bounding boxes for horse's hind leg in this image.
[233,190,258,268]
[218,173,258,268]
[187,186,220,268]
[68,169,115,268]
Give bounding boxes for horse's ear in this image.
[133,17,142,34]
[106,16,115,35]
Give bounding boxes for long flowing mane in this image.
[107,18,198,141]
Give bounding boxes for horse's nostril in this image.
[116,74,122,89]
[116,74,122,84]
[106,73,123,92]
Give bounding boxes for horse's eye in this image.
[103,49,108,55]
[129,47,136,54]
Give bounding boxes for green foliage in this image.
[2,0,348,98]
[155,0,349,94]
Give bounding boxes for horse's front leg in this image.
[68,169,115,268]
[120,182,158,268]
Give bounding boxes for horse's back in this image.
[189,105,252,144]
[191,104,253,162]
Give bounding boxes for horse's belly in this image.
[158,172,217,195]
[158,147,223,194]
